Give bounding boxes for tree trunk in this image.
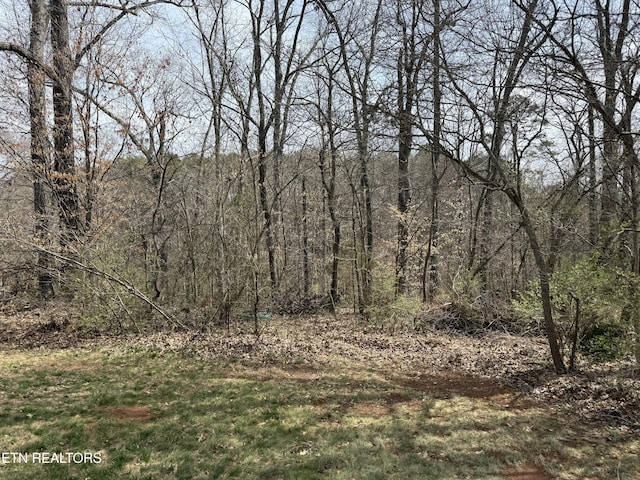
[510,190,566,373]
[319,101,341,310]
[396,109,411,295]
[394,1,413,296]
[587,104,598,245]
[360,155,373,310]
[428,0,442,300]
[301,176,310,295]
[29,0,54,299]
[251,0,277,294]
[50,0,81,246]
[315,0,381,314]
[595,0,630,242]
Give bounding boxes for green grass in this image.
[0,347,638,479]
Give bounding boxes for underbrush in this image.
[412,300,536,336]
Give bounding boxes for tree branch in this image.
[9,236,184,328]
[0,42,59,81]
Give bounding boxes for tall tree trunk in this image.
[587,104,598,245]
[50,0,80,247]
[396,1,426,295]
[360,152,373,310]
[251,0,277,294]
[478,182,494,290]
[508,190,566,373]
[315,0,382,314]
[301,176,310,295]
[396,86,412,295]
[395,0,431,297]
[394,1,414,296]
[427,0,442,301]
[595,0,630,242]
[271,0,284,283]
[29,0,54,299]
[318,77,341,310]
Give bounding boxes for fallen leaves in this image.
[1,310,638,434]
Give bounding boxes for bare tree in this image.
[315,0,383,313]
[392,0,433,296]
[51,0,81,245]
[534,0,640,269]
[533,0,640,363]
[435,0,566,372]
[0,0,174,297]
[312,48,343,309]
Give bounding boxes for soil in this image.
[503,464,553,480]
[0,307,638,436]
[101,406,153,423]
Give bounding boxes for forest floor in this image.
[0,306,639,479]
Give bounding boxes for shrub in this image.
[581,323,628,360]
[512,255,639,367]
[364,267,422,332]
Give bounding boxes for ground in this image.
[0,307,638,479]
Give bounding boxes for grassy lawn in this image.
[0,347,638,479]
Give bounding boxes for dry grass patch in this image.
[100,406,154,423]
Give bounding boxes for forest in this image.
[1,0,637,370]
[0,1,639,477]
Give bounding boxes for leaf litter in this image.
[1,308,639,435]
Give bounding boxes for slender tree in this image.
[393,0,432,296]
[314,52,342,309]
[315,0,383,313]
[437,0,566,372]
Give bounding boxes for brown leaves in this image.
[1,311,638,432]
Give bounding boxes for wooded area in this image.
[1,0,640,375]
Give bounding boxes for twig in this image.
[6,237,184,329]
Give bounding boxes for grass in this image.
[0,347,638,479]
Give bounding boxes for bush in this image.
[512,255,639,366]
[581,323,627,360]
[363,268,422,332]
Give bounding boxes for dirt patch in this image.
[102,406,153,423]
[341,395,425,415]
[398,370,514,399]
[503,464,553,480]
[395,371,544,412]
[392,399,424,411]
[384,392,414,404]
[349,403,391,418]
[490,392,541,410]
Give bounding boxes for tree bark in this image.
[393,0,432,296]
[512,193,566,374]
[595,0,629,232]
[29,0,54,299]
[50,0,81,246]
[317,66,341,309]
[301,176,310,295]
[428,0,442,301]
[315,0,382,314]
[587,104,598,245]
